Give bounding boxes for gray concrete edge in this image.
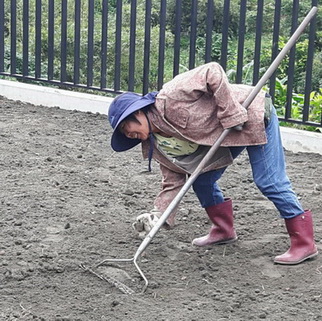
[1,79,322,155]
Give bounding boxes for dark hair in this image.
[123,113,140,123]
[118,104,153,134]
[121,104,152,125]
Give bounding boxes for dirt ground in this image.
[1,95,322,321]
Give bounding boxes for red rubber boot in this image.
[192,198,238,246]
[274,210,318,265]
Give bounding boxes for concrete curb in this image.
[0,79,114,115]
[280,127,322,155]
[1,79,322,155]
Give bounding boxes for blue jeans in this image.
[192,107,304,219]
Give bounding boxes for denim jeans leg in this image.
[246,108,304,218]
[193,146,245,208]
[193,169,225,207]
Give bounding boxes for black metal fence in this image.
[0,0,321,128]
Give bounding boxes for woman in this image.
[108,62,318,265]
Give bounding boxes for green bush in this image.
[271,78,322,132]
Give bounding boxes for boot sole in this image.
[192,236,238,247]
[274,251,318,265]
[213,236,238,245]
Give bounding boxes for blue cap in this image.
[108,91,158,152]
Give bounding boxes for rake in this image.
[82,6,317,294]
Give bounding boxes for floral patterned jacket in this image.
[141,62,267,226]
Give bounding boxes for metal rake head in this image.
[80,254,149,294]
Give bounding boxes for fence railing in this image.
[0,0,321,128]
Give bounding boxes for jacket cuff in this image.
[220,110,248,129]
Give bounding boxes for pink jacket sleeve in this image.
[158,62,249,130]
[203,62,249,128]
[153,163,187,227]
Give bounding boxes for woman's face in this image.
[119,111,150,141]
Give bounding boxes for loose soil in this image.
[1,95,322,321]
